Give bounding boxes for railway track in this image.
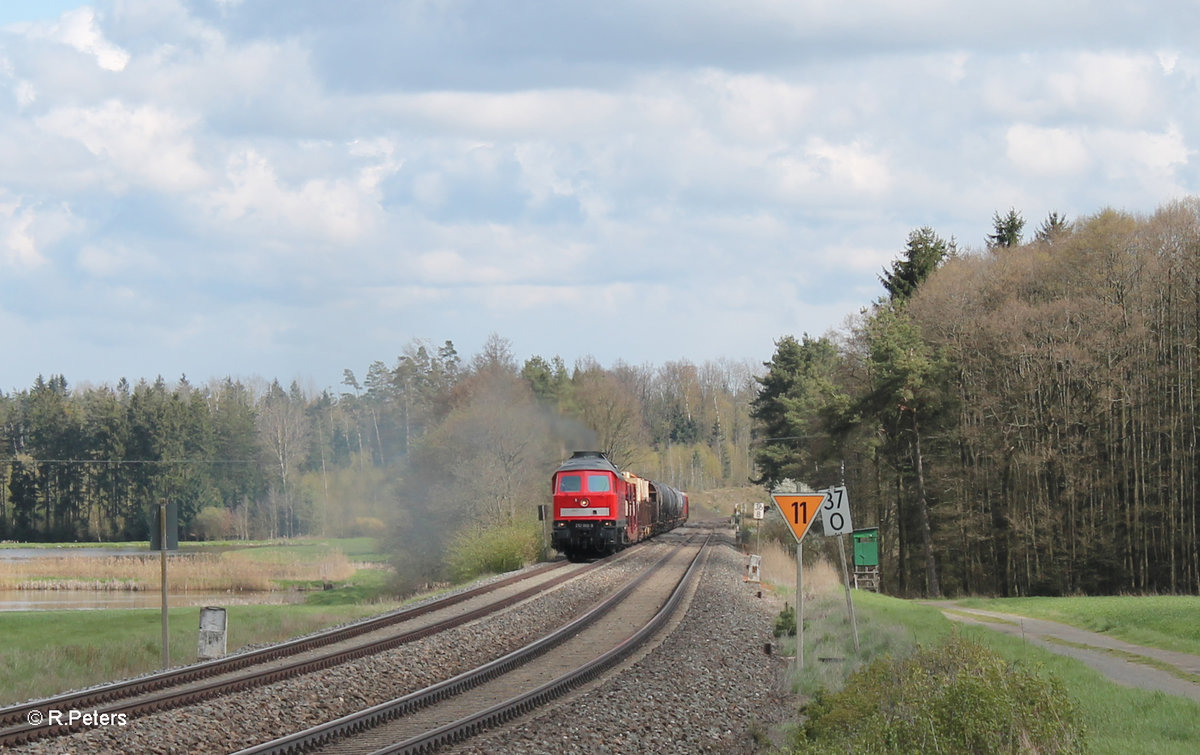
[237,530,712,755]
[0,556,598,748]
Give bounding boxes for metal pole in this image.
[160,502,169,669]
[796,541,804,670]
[835,459,860,652]
[837,533,860,651]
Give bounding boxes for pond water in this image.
[0,545,306,611]
[0,546,232,560]
[0,588,306,611]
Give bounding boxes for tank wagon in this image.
[550,451,689,560]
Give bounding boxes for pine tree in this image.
[987,208,1025,248]
[1034,211,1069,243]
[880,227,955,304]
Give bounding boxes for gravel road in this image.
[940,605,1200,703]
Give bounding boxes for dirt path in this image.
[934,604,1200,703]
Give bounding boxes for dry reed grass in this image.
[0,551,355,592]
[758,540,842,597]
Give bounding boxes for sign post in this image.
[770,492,827,670]
[821,486,860,651]
[158,501,169,669]
[153,499,178,669]
[752,501,764,562]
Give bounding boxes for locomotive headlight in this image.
[580,498,589,506]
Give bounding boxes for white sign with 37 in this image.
[821,486,852,536]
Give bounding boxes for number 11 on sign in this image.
[770,490,827,672]
[770,493,828,543]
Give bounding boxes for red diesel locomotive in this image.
[550,451,689,560]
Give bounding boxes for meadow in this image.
[0,538,377,592]
[755,540,1200,754]
[0,537,399,704]
[957,594,1200,657]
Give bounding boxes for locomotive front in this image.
[550,451,629,560]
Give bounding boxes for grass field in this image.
[0,537,400,704]
[0,602,405,705]
[957,594,1200,657]
[765,562,1200,754]
[0,537,389,593]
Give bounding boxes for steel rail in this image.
[382,533,710,755]
[235,531,709,755]
[0,558,587,747]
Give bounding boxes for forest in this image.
[6,198,1200,598]
[754,199,1200,597]
[0,336,759,589]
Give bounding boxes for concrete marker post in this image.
[797,541,804,670]
[837,533,860,652]
[159,501,169,669]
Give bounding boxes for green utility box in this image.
[852,527,879,567]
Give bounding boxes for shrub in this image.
[794,632,1085,754]
[445,523,541,583]
[774,602,797,637]
[192,506,235,541]
[350,517,387,536]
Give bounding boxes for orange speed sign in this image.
[770,493,828,543]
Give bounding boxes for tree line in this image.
[0,337,759,556]
[752,199,1200,597]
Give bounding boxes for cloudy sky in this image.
[1,1,1196,393]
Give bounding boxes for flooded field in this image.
[0,546,230,560]
[0,541,358,610]
[0,588,306,611]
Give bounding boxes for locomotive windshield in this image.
[558,474,582,492]
[557,473,612,492]
[587,475,611,492]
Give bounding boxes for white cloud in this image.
[48,7,130,72]
[77,242,160,278]
[0,196,43,268]
[808,138,892,194]
[15,80,35,108]
[0,193,80,271]
[2,0,1200,389]
[1006,124,1091,176]
[414,249,499,285]
[697,70,816,144]
[772,138,892,199]
[37,100,207,192]
[1045,53,1161,125]
[1158,50,1179,75]
[929,51,970,84]
[1006,122,1189,186]
[399,89,621,137]
[821,243,896,274]
[1092,124,1190,178]
[206,149,378,246]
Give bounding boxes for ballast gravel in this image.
[13,537,792,755]
[447,544,792,755]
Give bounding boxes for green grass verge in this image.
[0,541,154,550]
[777,591,1200,754]
[216,537,387,564]
[302,566,395,606]
[0,601,404,706]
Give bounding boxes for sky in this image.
[0,1,1197,394]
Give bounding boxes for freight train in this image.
[550,451,688,560]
